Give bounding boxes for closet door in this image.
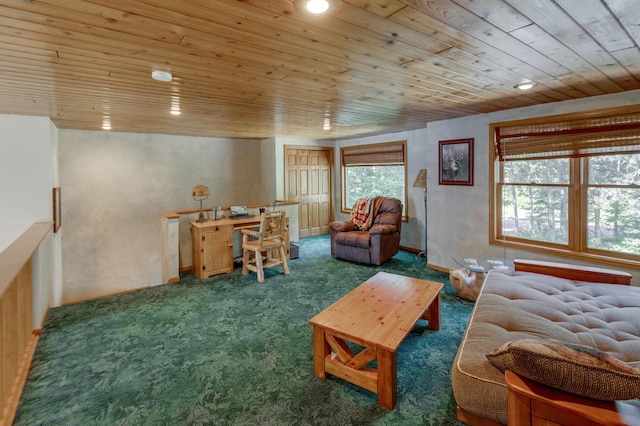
[286,147,332,238]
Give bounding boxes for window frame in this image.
[490,107,640,270]
[340,140,408,221]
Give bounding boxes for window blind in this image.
[342,142,405,166]
[495,109,640,161]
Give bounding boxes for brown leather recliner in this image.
[329,197,403,265]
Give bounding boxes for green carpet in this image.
[14,235,472,425]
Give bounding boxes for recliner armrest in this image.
[329,221,356,232]
[369,224,397,235]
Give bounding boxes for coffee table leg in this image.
[423,293,441,330]
[313,326,330,379]
[377,349,398,409]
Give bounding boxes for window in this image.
[586,155,640,254]
[491,107,640,267]
[340,141,407,217]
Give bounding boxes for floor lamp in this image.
[413,169,428,259]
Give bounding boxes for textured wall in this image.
[59,130,263,303]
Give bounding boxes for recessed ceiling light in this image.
[515,81,537,90]
[152,70,172,82]
[294,0,338,14]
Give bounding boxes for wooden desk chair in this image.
[241,210,289,282]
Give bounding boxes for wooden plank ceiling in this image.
[0,0,639,140]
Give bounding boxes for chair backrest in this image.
[373,198,403,233]
[258,210,286,244]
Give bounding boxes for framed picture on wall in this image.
[53,187,61,233]
[438,138,474,186]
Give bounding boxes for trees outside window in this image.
[501,158,570,245]
[344,165,405,209]
[586,155,640,255]
[500,155,640,257]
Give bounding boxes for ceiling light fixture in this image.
[152,70,172,82]
[323,103,332,130]
[515,81,537,90]
[170,94,181,115]
[102,101,111,130]
[294,0,338,14]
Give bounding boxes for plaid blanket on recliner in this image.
[350,196,385,231]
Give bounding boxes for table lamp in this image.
[192,184,210,222]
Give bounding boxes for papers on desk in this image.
[230,205,249,217]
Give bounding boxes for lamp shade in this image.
[192,184,210,197]
[413,169,427,188]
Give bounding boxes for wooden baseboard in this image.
[427,263,450,273]
[399,245,422,254]
[63,286,151,306]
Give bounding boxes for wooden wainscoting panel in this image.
[1,259,38,426]
[0,223,51,426]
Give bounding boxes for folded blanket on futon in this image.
[350,196,385,230]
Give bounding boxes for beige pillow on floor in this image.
[486,338,640,401]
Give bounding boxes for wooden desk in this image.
[191,216,289,279]
[309,272,442,409]
[159,201,298,284]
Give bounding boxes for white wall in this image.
[0,115,54,250]
[0,114,57,324]
[333,128,429,252]
[50,124,63,308]
[32,231,54,327]
[261,137,277,201]
[426,89,640,285]
[58,130,264,303]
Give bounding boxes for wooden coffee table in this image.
[308,271,443,409]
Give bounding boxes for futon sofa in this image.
[452,259,640,425]
[329,197,402,265]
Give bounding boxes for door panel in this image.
[299,203,310,237]
[311,202,321,236]
[300,169,308,196]
[288,170,297,198]
[322,169,330,194]
[320,201,331,234]
[311,169,319,194]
